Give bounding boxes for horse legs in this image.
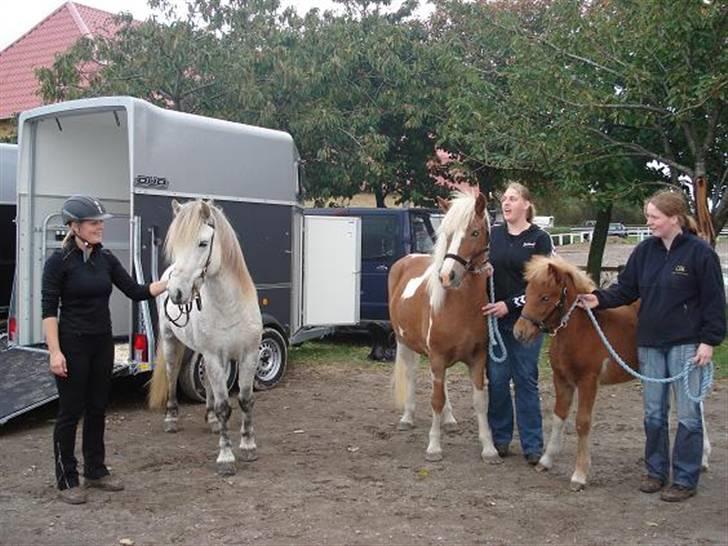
[204,364,221,434]
[426,358,447,461]
[570,376,599,491]
[469,354,499,463]
[237,351,258,462]
[701,402,711,471]
[205,353,236,476]
[442,375,458,433]
[537,369,574,472]
[394,340,419,431]
[162,336,184,433]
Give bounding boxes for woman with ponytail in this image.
[482,183,553,465]
[580,189,726,502]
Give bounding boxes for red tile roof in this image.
[0,2,120,119]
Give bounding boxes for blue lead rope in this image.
[582,305,713,404]
[487,274,508,363]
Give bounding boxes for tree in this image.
[37,13,223,114]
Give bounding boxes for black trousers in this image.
[54,332,114,490]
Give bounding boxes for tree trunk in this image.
[694,176,716,247]
[586,203,612,286]
[374,188,387,208]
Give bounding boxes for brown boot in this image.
[660,484,696,502]
[84,475,124,492]
[58,487,87,505]
[639,475,664,494]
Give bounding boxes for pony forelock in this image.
[524,255,596,293]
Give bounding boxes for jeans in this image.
[54,332,114,490]
[486,326,544,455]
[639,344,703,489]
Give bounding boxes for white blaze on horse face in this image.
[168,223,216,305]
[439,230,465,288]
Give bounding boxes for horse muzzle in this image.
[513,316,541,343]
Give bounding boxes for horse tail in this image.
[148,345,168,410]
[392,340,411,410]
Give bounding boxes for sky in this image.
[1,0,434,50]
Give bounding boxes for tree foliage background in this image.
[35,0,727,273]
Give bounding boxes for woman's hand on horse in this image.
[150,280,168,297]
[49,350,68,378]
[693,343,713,367]
[577,294,599,309]
[482,301,508,318]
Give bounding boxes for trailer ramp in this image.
[0,342,57,425]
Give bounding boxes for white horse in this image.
[149,199,263,476]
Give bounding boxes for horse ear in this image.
[475,192,486,216]
[200,200,211,220]
[436,196,450,213]
[172,200,181,216]
[548,262,563,283]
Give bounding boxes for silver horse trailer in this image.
[1,143,17,317]
[3,96,360,423]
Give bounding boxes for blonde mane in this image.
[427,191,484,311]
[165,200,254,295]
[524,255,595,292]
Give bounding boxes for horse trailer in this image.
[3,96,361,424]
[0,143,17,317]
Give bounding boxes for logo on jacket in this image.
[673,264,688,276]
[523,242,536,248]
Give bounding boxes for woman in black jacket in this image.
[482,183,553,464]
[580,190,726,502]
[42,195,167,505]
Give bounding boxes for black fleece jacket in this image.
[42,241,153,335]
[595,230,726,348]
[490,223,553,327]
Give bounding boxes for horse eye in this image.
[541,295,550,302]
[199,241,209,248]
[471,230,480,237]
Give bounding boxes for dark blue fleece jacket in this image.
[595,231,726,348]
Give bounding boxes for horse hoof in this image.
[425,451,443,462]
[535,463,549,473]
[240,448,258,462]
[163,421,178,433]
[443,422,459,434]
[397,421,414,431]
[482,453,503,465]
[701,463,709,472]
[210,423,221,434]
[570,481,585,492]
[217,462,237,477]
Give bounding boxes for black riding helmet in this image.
[61,195,113,225]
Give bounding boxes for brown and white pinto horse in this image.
[513,255,711,490]
[389,191,500,463]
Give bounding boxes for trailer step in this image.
[0,345,58,425]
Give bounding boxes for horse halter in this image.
[520,285,573,335]
[444,245,491,274]
[164,225,216,328]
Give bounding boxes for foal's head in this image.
[433,192,490,289]
[514,255,595,342]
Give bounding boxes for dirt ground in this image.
[1,359,727,546]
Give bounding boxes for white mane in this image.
[426,192,480,312]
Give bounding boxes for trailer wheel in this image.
[178,351,238,403]
[255,327,288,391]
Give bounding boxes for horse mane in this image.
[524,254,596,292]
[165,200,254,295]
[427,191,482,311]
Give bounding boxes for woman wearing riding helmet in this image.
[42,195,167,504]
